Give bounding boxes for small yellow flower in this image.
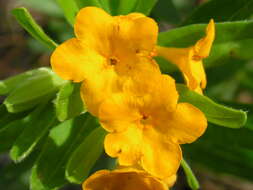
[82,168,176,190]
[99,74,207,179]
[157,19,215,93]
[51,7,160,115]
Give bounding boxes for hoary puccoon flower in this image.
[50,5,213,187]
[157,20,215,94]
[51,6,161,116]
[99,73,207,179]
[82,168,177,190]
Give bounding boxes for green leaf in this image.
[0,104,28,130]
[0,68,56,95]
[10,103,57,163]
[30,166,58,190]
[183,0,253,25]
[176,84,247,128]
[56,0,79,25]
[151,0,181,24]
[158,21,253,70]
[12,7,58,49]
[134,0,158,15]
[66,127,106,184]
[111,0,138,15]
[54,82,85,122]
[33,113,99,189]
[74,0,103,10]
[181,159,200,190]
[183,123,253,181]
[4,68,64,113]
[0,119,27,153]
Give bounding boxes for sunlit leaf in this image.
[12,7,58,49]
[66,127,106,184]
[56,0,79,25]
[177,84,247,128]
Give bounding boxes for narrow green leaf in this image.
[0,68,54,95]
[114,0,138,15]
[66,127,106,184]
[0,104,28,130]
[134,0,158,15]
[4,68,65,113]
[12,7,58,49]
[158,21,253,71]
[151,0,181,24]
[33,113,98,189]
[183,124,253,181]
[56,0,79,25]
[55,82,85,122]
[0,105,44,153]
[181,159,200,190]
[183,0,253,25]
[0,119,27,153]
[30,166,58,190]
[176,84,247,128]
[74,0,103,9]
[10,103,57,163]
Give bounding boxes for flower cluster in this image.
[51,7,215,190]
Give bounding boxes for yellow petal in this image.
[114,15,158,56]
[80,69,119,116]
[99,93,142,132]
[50,38,105,82]
[193,19,215,58]
[141,127,182,179]
[104,126,142,166]
[74,7,113,54]
[161,103,207,144]
[83,168,168,190]
[156,19,215,92]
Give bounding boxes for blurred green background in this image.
[1,0,253,190]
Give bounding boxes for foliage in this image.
[0,0,253,189]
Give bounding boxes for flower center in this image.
[140,114,149,125]
[109,56,119,66]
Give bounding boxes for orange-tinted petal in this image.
[50,38,105,82]
[74,7,113,54]
[141,127,182,179]
[104,126,142,166]
[99,93,142,132]
[83,168,168,190]
[160,103,207,144]
[157,19,215,92]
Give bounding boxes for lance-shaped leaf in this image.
[32,113,99,189]
[158,21,253,70]
[181,159,200,190]
[183,0,253,25]
[56,0,79,25]
[4,68,65,113]
[54,82,85,122]
[66,127,106,184]
[0,104,28,130]
[0,68,53,95]
[12,7,58,49]
[183,123,253,181]
[10,103,57,163]
[134,0,158,15]
[176,84,247,128]
[0,104,45,153]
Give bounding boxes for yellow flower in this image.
[82,168,176,190]
[99,74,207,179]
[156,19,215,93]
[50,7,160,115]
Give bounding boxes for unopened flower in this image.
[157,19,215,93]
